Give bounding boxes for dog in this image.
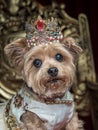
[0,17,83,130]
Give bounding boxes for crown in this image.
[25,16,63,48]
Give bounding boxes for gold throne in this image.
[0,1,98,130]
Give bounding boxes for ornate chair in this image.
[0,1,98,129]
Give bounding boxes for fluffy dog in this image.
[1,17,83,130]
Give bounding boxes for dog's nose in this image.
[48,67,58,77]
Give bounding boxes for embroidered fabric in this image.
[10,87,74,130]
[0,86,74,130]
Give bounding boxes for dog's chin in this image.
[40,77,67,101]
[46,77,65,87]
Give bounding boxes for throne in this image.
[0,1,98,130]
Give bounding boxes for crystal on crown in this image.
[25,16,63,48]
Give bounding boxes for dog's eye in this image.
[33,59,42,68]
[55,54,63,62]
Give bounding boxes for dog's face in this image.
[4,37,82,101]
[23,43,75,100]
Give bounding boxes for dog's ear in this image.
[61,37,83,59]
[4,38,28,73]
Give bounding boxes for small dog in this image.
[1,17,83,130]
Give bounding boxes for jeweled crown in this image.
[25,16,63,48]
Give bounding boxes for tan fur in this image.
[4,37,83,130]
[65,112,84,130]
[21,111,47,130]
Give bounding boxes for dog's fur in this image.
[4,37,83,130]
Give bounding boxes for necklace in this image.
[24,83,73,105]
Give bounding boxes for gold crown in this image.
[25,16,63,48]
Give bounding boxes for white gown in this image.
[0,87,74,130]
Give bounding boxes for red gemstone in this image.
[37,20,44,31]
